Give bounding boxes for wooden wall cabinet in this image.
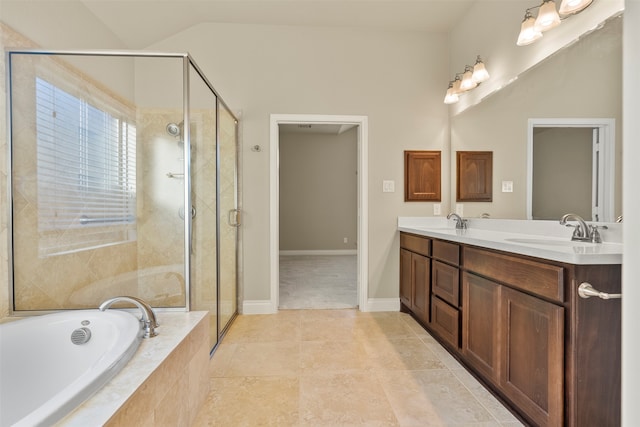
[456,151,492,202]
[404,150,441,201]
[399,232,621,427]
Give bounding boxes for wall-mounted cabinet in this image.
[404,150,441,201]
[456,151,492,202]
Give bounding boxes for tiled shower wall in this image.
[0,23,193,313]
[0,23,37,317]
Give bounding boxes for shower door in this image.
[188,64,219,350]
[218,103,239,336]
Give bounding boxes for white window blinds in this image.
[35,77,136,256]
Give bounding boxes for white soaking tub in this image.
[0,310,143,427]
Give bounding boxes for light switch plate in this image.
[433,204,441,215]
[502,181,514,193]
[382,180,395,193]
[456,204,464,216]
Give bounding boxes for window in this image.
[35,77,136,256]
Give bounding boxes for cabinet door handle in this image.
[578,282,621,300]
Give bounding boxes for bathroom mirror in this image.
[450,14,622,220]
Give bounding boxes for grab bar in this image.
[578,282,622,300]
[166,172,184,178]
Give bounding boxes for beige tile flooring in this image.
[192,309,524,426]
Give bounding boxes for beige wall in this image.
[279,128,357,251]
[145,23,450,301]
[450,16,622,220]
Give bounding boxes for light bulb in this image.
[444,85,459,104]
[517,11,543,46]
[460,66,477,91]
[472,56,490,83]
[535,0,561,32]
[559,0,592,15]
[452,76,463,95]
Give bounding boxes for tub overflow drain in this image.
[71,327,92,345]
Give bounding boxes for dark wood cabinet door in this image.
[462,272,500,382]
[411,252,430,324]
[456,151,492,202]
[430,296,460,348]
[400,248,412,308]
[500,286,564,427]
[432,260,460,307]
[404,150,441,201]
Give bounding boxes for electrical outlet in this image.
[433,204,441,215]
[456,204,464,216]
[343,237,348,244]
[502,181,514,193]
[382,180,395,193]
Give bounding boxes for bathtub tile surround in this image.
[193,309,523,426]
[58,311,209,427]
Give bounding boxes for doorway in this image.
[269,114,369,312]
[526,118,615,222]
[278,124,357,309]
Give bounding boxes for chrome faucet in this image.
[447,212,468,229]
[559,213,607,243]
[99,296,159,338]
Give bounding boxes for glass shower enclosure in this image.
[7,50,238,352]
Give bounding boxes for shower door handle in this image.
[228,209,241,227]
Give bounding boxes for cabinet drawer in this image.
[430,297,460,348]
[432,260,460,306]
[400,233,431,257]
[432,239,460,265]
[463,247,564,303]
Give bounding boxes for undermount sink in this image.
[505,237,596,246]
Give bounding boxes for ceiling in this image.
[76,0,477,49]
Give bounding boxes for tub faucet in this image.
[99,296,159,338]
[447,212,468,229]
[559,213,592,242]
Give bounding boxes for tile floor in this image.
[192,309,524,426]
[279,255,357,309]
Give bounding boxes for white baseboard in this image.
[279,250,357,256]
[362,298,400,312]
[242,300,277,315]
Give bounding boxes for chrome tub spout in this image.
[99,296,159,338]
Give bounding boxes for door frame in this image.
[269,114,368,312]
[526,118,616,221]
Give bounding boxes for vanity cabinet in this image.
[399,231,621,427]
[399,234,431,325]
[430,240,461,348]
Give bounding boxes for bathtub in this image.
[0,310,143,427]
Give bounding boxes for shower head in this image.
[166,122,182,137]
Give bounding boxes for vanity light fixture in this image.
[559,0,592,15]
[535,0,562,32]
[472,56,490,83]
[517,9,543,46]
[517,0,595,46]
[443,58,489,104]
[444,81,459,104]
[460,66,478,91]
